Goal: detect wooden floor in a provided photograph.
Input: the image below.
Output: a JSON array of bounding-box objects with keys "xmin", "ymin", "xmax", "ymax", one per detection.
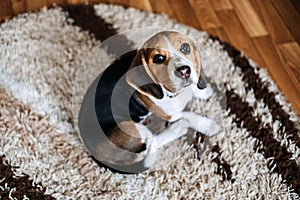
[{"xmin": 0, "ymin": 0, "xmax": 299, "ymax": 115}]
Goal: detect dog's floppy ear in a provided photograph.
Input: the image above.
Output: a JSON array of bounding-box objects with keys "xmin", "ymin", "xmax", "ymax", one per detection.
[
  {"xmin": 126, "ymin": 49, "xmax": 164, "ymax": 99},
  {"xmin": 192, "ymin": 41, "xmax": 207, "ymax": 90},
  {"xmin": 197, "ymin": 67, "xmax": 207, "ymax": 89}
]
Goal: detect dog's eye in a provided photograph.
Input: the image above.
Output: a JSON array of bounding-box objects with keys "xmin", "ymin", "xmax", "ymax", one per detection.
[
  {"xmin": 153, "ymin": 54, "xmax": 166, "ymax": 64},
  {"xmin": 180, "ymin": 43, "xmax": 190, "ymax": 55}
]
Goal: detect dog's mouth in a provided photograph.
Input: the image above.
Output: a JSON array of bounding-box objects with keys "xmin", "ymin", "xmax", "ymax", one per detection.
[{"xmin": 183, "ymin": 80, "xmax": 192, "ymax": 87}]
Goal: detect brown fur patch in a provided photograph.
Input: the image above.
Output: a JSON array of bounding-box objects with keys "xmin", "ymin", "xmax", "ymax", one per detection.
[
  {"xmin": 191, "ymin": 42, "xmax": 201, "ymax": 77},
  {"xmin": 126, "ymin": 50, "xmax": 164, "ymax": 99},
  {"xmin": 108, "ymin": 121, "xmax": 146, "ymax": 153}
]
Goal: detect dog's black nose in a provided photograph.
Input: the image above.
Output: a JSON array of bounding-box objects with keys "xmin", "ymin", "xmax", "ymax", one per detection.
[{"xmin": 175, "ymin": 65, "xmax": 191, "ymax": 79}]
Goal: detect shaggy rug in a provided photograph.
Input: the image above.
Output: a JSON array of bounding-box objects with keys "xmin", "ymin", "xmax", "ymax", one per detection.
[{"xmin": 0, "ymin": 4, "xmax": 299, "ymax": 199}]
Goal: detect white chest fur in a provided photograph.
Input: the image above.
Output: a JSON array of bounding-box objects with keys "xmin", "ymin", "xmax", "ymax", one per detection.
[{"xmin": 149, "ymin": 86, "xmax": 193, "ymax": 122}]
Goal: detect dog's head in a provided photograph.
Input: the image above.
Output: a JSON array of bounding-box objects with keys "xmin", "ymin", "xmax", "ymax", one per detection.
[{"xmin": 127, "ymin": 31, "xmax": 207, "ymax": 99}]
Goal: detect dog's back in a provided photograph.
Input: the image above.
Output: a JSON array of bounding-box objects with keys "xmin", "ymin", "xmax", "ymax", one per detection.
[{"xmin": 95, "ymin": 50, "xmax": 149, "ymax": 135}]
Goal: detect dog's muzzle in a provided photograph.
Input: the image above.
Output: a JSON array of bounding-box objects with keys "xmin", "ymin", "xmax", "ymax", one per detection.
[{"xmin": 175, "ymin": 65, "xmax": 191, "ymax": 79}]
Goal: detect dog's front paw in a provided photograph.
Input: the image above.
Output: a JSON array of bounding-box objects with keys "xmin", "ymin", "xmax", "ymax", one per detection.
[
  {"xmin": 193, "ymin": 84, "xmax": 213, "ymax": 100},
  {"xmin": 203, "ymin": 118, "xmax": 219, "ymax": 136},
  {"xmin": 182, "ymin": 112, "xmax": 220, "ymax": 136}
]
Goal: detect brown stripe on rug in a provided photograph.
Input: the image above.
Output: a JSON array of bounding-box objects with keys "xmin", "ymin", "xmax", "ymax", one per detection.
[
  {"xmin": 210, "ymin": 143, "xmax": 234, "ymax": 183},
  {"xmin": 63, "ymin": 4, "xmax": 135, "ymax": 55},
  {"xmin": 62, "ymin": 4, "xmax": 117, "ymax": 41},
  {"xmin": 226, "ymin": 89, "xmax": 300, "ymax": 194},
  {"xmin": 210, "ymin": 36, "xmax": 300, "ymax": 148},
  {"xmin": 0, "ymin": 155, "xmax": 55, "ymax": 199},
  {"xmin": 192, "ymin": 132, "xmax": 235, "ymax": 183}
]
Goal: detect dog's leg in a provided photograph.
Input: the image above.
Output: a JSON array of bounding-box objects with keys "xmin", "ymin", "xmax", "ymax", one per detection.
[
  {"xmin": 113, "ymin": 121, "xmax": 189, "ymax": 168},
  {"xmin": 116, "ymin": 121, "xmax": 158, "ymax": 168},
  {"xmin": 191, "ymin": 84, "xmax": 213, "ymax": 100},
  {"xmin": 112, "ymin": 120, "xmax": 189, "ymax": 168},
  {"xmin": 148, "ymin": 119, "xmax": 189, "ymax": 151},
  {"xmin": 182, "ymin": 111, "xmax": 219, "ymax": 136}
]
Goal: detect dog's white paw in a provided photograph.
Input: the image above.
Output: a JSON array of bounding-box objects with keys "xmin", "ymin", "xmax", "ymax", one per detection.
[
  {"xmin": 192, "ymin": 84, "xmax": 213, "ymax": 100},
  {"xmin": 143, "ymin": 152, "xmax": 158, "ymax": 168},
  {"xmin": 182, "ymin": 112, "xmax": 219, "ymax": 136},
  {"xmin": 148, "ymin": 119, "xmax": 189, "ymax": 152},
  {"xmin": 170, "ymin": 119, "xmax": 189, "ymax": 134},
  {"xmin": 202, "ymin": 118, "xmax": 220, "ymax": 136}
]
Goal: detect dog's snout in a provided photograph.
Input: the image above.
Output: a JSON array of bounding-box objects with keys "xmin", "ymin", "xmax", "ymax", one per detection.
[{"xmin": 175, "ymin": 65, "xmax": 191, "ymax": 79}]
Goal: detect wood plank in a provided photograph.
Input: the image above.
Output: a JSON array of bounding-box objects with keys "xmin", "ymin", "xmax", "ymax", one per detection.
[
  {"xmin": 209, "ymin": 0, "xmax": 233, "ymax": 11},
  {"xmin": 253, "ymin": 36, "xmax": 300, "ymax": 114},
  {"xmin": 290, "ymin": 0, "xmax": 300, "ymax": 15},
  {"xmin": 127, "ymin": 0, "xmax": 152, "ymax": 11},
  {"xmin": 149, "ymin": 0, "xmax": 176, "ymax": 19},
  {"xmin": 277, "ymin": 42, "xmax": 300, "ymax": 97},
  {"xmin": 270, "ymin": 0, "xmax": 300, "ymax": 44},
  {"xmin": 88, "ymin": 0, "xmax": 110, "ymax": 4},
  {"xmin": 189, "ymin": 0, "xmax": 221, "ymax": 30},
  {"xmin": 0, "ymin": 0, "xmax": 13, "ymax": 19},
  {"xmin": 230, "ymin": 0, "xmax": 268, "ymax": 37},
  {"xmin": 26, "ymin": 0, "xmax": 47, "ymax": 11},
  {"xmin": 215, "ymin": 9, "xmax": 265, "ymax": 68},
  {"xmin": 109, "ymin": 0, "xmax": 152, "ymax": 11},
  {"xmin": 169, "ymin": 0, "xmax": 202, "ymax": 30},
  {"xmin": 107, "ymin": 0, "xmax": 130, "ymax": 7},
  {"xmin": 12, "ymin": 0, "xmax": 27, "ymax": 15},
  {"xmin": 66, "ymin": 0, "xmax": 87, "ymax": 5},
  {"xmin": 250, "ymin": 0, "xmax": 294, "ymax": 44},
  {"xmin": 208, "ymin": 27, "xmax": 230, "ymax": 43},
  {"xmin": 47, "ymin": 0, "xmax": 66, "ymax": 6}
]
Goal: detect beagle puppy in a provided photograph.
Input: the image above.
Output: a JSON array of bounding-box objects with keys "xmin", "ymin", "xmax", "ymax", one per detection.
[{"xmin": 93, "ymin": 31, "xmax": 219, "ymax": 173}]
